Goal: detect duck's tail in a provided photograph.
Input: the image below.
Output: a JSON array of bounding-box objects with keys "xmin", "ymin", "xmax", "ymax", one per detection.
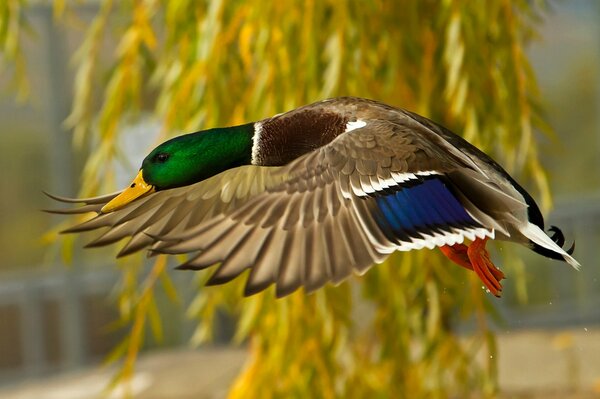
[{"xmin": 521, "ymin": 222, "xmax": 580, "ymax": 270}]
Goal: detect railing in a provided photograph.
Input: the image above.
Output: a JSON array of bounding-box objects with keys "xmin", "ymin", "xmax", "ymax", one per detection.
[{"xmin": 0, "ymin": 265, "xmax": 120, "ymax": 385}]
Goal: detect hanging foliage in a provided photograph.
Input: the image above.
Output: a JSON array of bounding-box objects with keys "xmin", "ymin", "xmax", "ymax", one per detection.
[
  {"xmin": 0, "ymin": 0, "xmax": 29, "ymax": 99},
  {"xmin": 2, "ymin": 1, "xmax": 552, "ymax": 397}
]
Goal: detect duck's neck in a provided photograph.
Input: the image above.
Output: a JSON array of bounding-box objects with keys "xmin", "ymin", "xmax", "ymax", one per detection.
[
  {"xmin": 186, "ymin": 123, "xmax": 256, "ymax": 172},
  {"xmin": 206, "ymin": 123, "xmax": 255, "ymax": 165}
]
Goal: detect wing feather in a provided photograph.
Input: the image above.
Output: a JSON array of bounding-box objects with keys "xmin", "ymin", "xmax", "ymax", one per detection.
[
  {"xmin": 54, "ymin": 165, "xmax": 287, "ymax": 247},
  {"xmin": 275, "ymin": 228, "xmax": 306, "ymax": 297},
  {"xmin": 243, "ymin": 229, "xmax": 285, "ymax": 295}
]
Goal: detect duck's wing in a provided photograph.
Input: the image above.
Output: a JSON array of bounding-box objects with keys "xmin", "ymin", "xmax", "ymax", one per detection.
[
  {"xmin": 153, "ymin": 119, "xmax": 500, "ymax": 297},
  {"xmin": 46, "ymin": 166, "xmax": 289, "ymax": 257}
]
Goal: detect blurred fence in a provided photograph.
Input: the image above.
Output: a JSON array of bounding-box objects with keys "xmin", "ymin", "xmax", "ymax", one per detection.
[{"xmin": 0, "ymin": 266, "xmax": 121, "ymax": 385}]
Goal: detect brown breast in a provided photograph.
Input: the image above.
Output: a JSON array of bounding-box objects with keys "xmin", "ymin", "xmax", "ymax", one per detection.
[{"xmin": 254, "ymin": 109, "xmax": 349, "ymax": 166}]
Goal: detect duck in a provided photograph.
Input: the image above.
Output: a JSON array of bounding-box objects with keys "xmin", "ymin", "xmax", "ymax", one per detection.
[{"xmin": 48, "ymin": 97, "xmax": 579, "ymax": 298}]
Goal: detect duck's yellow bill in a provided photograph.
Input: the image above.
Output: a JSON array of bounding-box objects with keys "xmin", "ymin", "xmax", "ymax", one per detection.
[{"xmin": 101, "ymin": 170, "xmax": 155, "ymax": 213}]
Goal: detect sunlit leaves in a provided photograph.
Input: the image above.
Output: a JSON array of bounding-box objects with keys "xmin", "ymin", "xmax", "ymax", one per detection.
[
  {"xmin": 437, "ymin": 2, "xmax": 551, "ymax": 212},
  {"xmin": 104, "ymin": 255, "xmax": 169, "ymax": 396},
  {"xmin": 0, "ymin": 0, "xmax": 29, "ymax": 100},
  {"xmin": 4, "ymin": 0, "xmax": 555, "ymax": 397}
]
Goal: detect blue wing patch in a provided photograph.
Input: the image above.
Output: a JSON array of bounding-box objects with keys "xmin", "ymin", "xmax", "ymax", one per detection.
[{"xmin": 373, "ymin": 177, "xmax": 481, "ymax": 243}]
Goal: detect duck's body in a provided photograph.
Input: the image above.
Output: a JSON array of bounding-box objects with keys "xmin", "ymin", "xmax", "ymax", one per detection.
[{"xmin": 49, "ymin": 97, "xmax": 579, "ymax": 297}]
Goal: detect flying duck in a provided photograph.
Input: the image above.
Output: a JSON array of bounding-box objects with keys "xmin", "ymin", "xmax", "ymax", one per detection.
[{"xmin": 48, "ymin": 97, "xmax": 579, "ymax": 298}]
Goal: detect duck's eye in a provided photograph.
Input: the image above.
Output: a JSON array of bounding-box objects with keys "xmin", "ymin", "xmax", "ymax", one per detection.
[{"xmin": 155, "ymin": 153, "xmax": 169, "ymax": 163}]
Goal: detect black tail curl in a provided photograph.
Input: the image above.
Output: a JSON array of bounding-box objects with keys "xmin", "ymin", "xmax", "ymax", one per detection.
[
  {"xmin": 548, "ymin": 225, "xmax": 575, "ymax": 255},
  {"xmin": 548, "ymin": 225, "xmax": 565, "ymax": 247},
  {"xmin": 531, "ymin": 226, "xmax": 575, "ymax": 261},
  {"xmin": 532, "ymin": 225, "xmax": 575, "ymax": 261}
]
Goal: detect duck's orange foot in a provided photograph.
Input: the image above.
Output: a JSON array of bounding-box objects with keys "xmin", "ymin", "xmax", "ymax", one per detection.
[
  {"xmin": 439, "ymin": 243, "xmax": 472, "ymax": 270},
  {"xmin": 440, "ymin": 237, "xmax": 505, "ymax": 297}
]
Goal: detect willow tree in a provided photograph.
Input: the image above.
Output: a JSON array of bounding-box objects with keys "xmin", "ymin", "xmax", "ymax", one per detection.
[{"xmin": 3, "ymin": 1, "xmax": 551, "ymax": 397}]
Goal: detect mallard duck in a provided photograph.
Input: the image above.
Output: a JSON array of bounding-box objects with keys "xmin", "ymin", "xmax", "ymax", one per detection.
[{"xmin": 48, "ymin": 97, "xmax": 579, "ymax": 297}]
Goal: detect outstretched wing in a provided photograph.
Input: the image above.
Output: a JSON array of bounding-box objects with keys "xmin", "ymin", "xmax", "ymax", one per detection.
[
  {"xmin": 151, "ymin": 120, "xmax": 494, "ymax": 297},
  {"xmin": 47, "ymin": 166, "xmax": 290, "ymax": 257}
]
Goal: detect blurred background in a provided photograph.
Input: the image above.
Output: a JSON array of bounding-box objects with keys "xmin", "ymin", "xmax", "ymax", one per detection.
[{"xmin": 0, "ymin": 1, "xmax": 599, "ymax": 398}]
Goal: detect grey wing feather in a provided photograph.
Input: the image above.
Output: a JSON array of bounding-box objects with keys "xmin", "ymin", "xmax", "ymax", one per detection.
[{"xmin": 48, "ymin": 166, "xmax": 288, "ymax": 253}]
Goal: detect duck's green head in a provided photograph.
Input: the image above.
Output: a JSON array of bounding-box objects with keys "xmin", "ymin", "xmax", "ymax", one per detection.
[{"xmin": 101, "ymin": 123, "xmax": 254, "ymax": 213}]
